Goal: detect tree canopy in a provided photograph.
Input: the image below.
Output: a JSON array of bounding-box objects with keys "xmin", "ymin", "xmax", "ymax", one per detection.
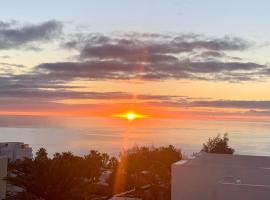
[
  {"xmin": 202, "ymin": 133, "xmax": 234, "ymax": 154},
  {"xmin": 6, "ymin": 145, "xmax": 182, "ymax": 200},
  {"xmin": 110, "ymin": 145, "xmax": 182, "ymax": 199},
  {"xmin": 6, "ymin": 148, "xmax": 116, "ymax": 200}
]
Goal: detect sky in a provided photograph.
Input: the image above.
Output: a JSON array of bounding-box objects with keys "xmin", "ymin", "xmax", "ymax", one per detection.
[{"xmin": 1, "ymin": 0, "xmax": 270, "ymax": 121}]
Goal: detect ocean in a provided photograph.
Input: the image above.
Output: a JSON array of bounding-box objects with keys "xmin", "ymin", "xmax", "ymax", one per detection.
[{"xmin": 0, "ymin": 116, "xmax": 270, "ymax": 157}]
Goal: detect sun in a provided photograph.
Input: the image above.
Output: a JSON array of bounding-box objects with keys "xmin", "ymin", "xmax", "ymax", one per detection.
[
  {"xmin": 126, "ymin": 113, "xmax": 136, "ymax": 120},
  {"xmin": 113, "ymin": 111, "xmax": 146, "ymax": 121}
]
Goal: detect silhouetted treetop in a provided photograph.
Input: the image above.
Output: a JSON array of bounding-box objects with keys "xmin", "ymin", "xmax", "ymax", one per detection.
[{"xmin": 202, "ymin": 133, "xmax": 234, "ymax": 154}]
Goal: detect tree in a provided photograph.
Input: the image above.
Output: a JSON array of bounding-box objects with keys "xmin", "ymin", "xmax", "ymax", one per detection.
[
  {"xmin": 202, "ymin": 133, "xmax": 234, "ymax": 154},
  {"xmin": 35, "ymin": 148, "xmax": 48, "ymax": 161},
  {"xmin": 83, "ymin": 150, "xmax": 106, "ymax": 184},
  {"xmin": 6, "ymin": 146, "xmax": 181, "ymax": 199},
  {"xmin": 6, "ymin": 148, "xmax": 112, "ymax": 200},
  {"xmin": 111, "ymin": 145, "xmax": 182, "ymax": 199}
]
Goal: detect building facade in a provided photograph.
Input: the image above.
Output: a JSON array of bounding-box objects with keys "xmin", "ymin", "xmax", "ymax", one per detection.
[
  {"xmin": 0, "ymin": 142, "xmax": 33, "ymax": 162},
  {"xmin": 0, "ymin": 156, "xmax": 7, "ymax": 200},
  {"xmin": 172, "ymin": 153, "xmax": 270, "ymax": 200}
]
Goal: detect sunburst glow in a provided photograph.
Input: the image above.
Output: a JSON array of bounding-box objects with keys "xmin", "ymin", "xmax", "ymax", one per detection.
[
  {"xmin": 126, "ymin": 113, "xmax": 136, "ymax": 120},
  {"xmin": 113, "ymin": 111, "xmax": 146, "ymax": 121}
]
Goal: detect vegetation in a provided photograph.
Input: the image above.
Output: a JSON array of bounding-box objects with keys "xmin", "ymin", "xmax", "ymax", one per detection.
[
  {"xmin": 109, "ymin": 145, "xmax": 182, "ymax": 199},
  {"xmin": 5, "ymin": 134, "xmax": 234, "ymax": 199},
  {"xmin": 202, "ymin": 133, "xmax": 234, "ymax": 154},
  {"xmin": 6, "ymin": 145, "xmax": 182, "ymax": 200},
  {"xmin": 6, "ymin": 148, "xmax": 116, "ymax": 200}
]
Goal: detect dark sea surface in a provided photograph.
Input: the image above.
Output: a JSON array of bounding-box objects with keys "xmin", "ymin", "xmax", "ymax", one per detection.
[{"xmin": 0, "ymin": 116, "xmax": 270, "ymax": 157}]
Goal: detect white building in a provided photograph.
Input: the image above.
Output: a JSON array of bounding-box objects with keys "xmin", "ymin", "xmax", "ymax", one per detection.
[
  {"xmin": 0, "ymin": 156, "xmax": 7, "ymax": 200},
  {"xmin": 172, "ymin": 153, "xmax": 270, "ymax": 200},
  {"xmin": 0, "ymin": 142, "xmax": 33, "ymax": 162}
]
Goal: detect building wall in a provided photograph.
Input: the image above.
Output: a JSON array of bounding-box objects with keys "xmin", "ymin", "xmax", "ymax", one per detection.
[
  {"xmin": 172, "ymin": 163, "xmax": 223, "ymax": 200},
  {"xmin": 0, "ymin": 156, "xmax": 7, "ymax": 200},
  {"xmin": 0, "ymin": 142, "xmax": 33, "ymax": 162},
  {"xmin": 217, "ymin": 183, "xmax": 270, "ymax": 200},
  {"xmin": 172, "ymin": 153, "xmax": 270, "ymax": 200}
]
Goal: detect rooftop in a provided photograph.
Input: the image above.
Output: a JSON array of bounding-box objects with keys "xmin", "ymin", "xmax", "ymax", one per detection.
[{"xmin": 172, "ymin": 153, "xmax": 270, "ymax": 200}]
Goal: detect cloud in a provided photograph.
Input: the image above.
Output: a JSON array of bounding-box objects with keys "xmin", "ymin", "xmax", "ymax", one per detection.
[
  {"xmin": 2, "ymin": 95, "xmax": 270, "ymax": 119},
  {"xmin": 188, "ymin": 100, "xmax": 270, "ymax": 109},
  {"xmin": 0, "ymin": 20, "xmax": 16, "ymax": 28},
  {"xmin": 1, "ymin": 32, "xmax": 264, "ymax": 83},
  {"xmin": 75, "ymin": 33, "xmax": 250, "ymax": 60},
  {"xmin": 44, "ymin": 32, "xmax": 268, "ymax": 82},
  {"xmin": 0, "ymin": 62, "xmax": 26, "ymax": 75},
  {"xmin": 1, "ymin": 74, "xmax": 270, "ymax": 118},
  {"xmin": 0, "ymin": 55, "xmax": 10, "ymax": 59},
  {"xmin": 0, "ymin": 20, "xmax": 62, "ymax": 50},
  {"xmin": 1, "ymin": 31, "xmax": 269, "ymax": 117},
  {"xmin": 34, "ymin": 60, "xmax": 266, "ymax": 81},
  {"xmin": 1, "ymin": 75, "xmax": 270, "ymax": 112},
  {"xmin": 0, "ymin": 82, "xmax": 183, "ymax": 101},
  {"xmin": 147, "ymin": 99, "xmax": 270, "ymax": 111},
  {"xmin": 0, "ymin": 62, "xmax": 25, "ymax": 68}
]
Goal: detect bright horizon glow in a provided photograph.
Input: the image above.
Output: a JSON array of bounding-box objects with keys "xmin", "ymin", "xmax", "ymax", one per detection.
[
  {"xmin": 113, "ymin": 111, "xmax": 147, "ymax": 121},
  {"xmin": 2, "ymin": 1, "xmax": 270, "ymax": 122}
]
